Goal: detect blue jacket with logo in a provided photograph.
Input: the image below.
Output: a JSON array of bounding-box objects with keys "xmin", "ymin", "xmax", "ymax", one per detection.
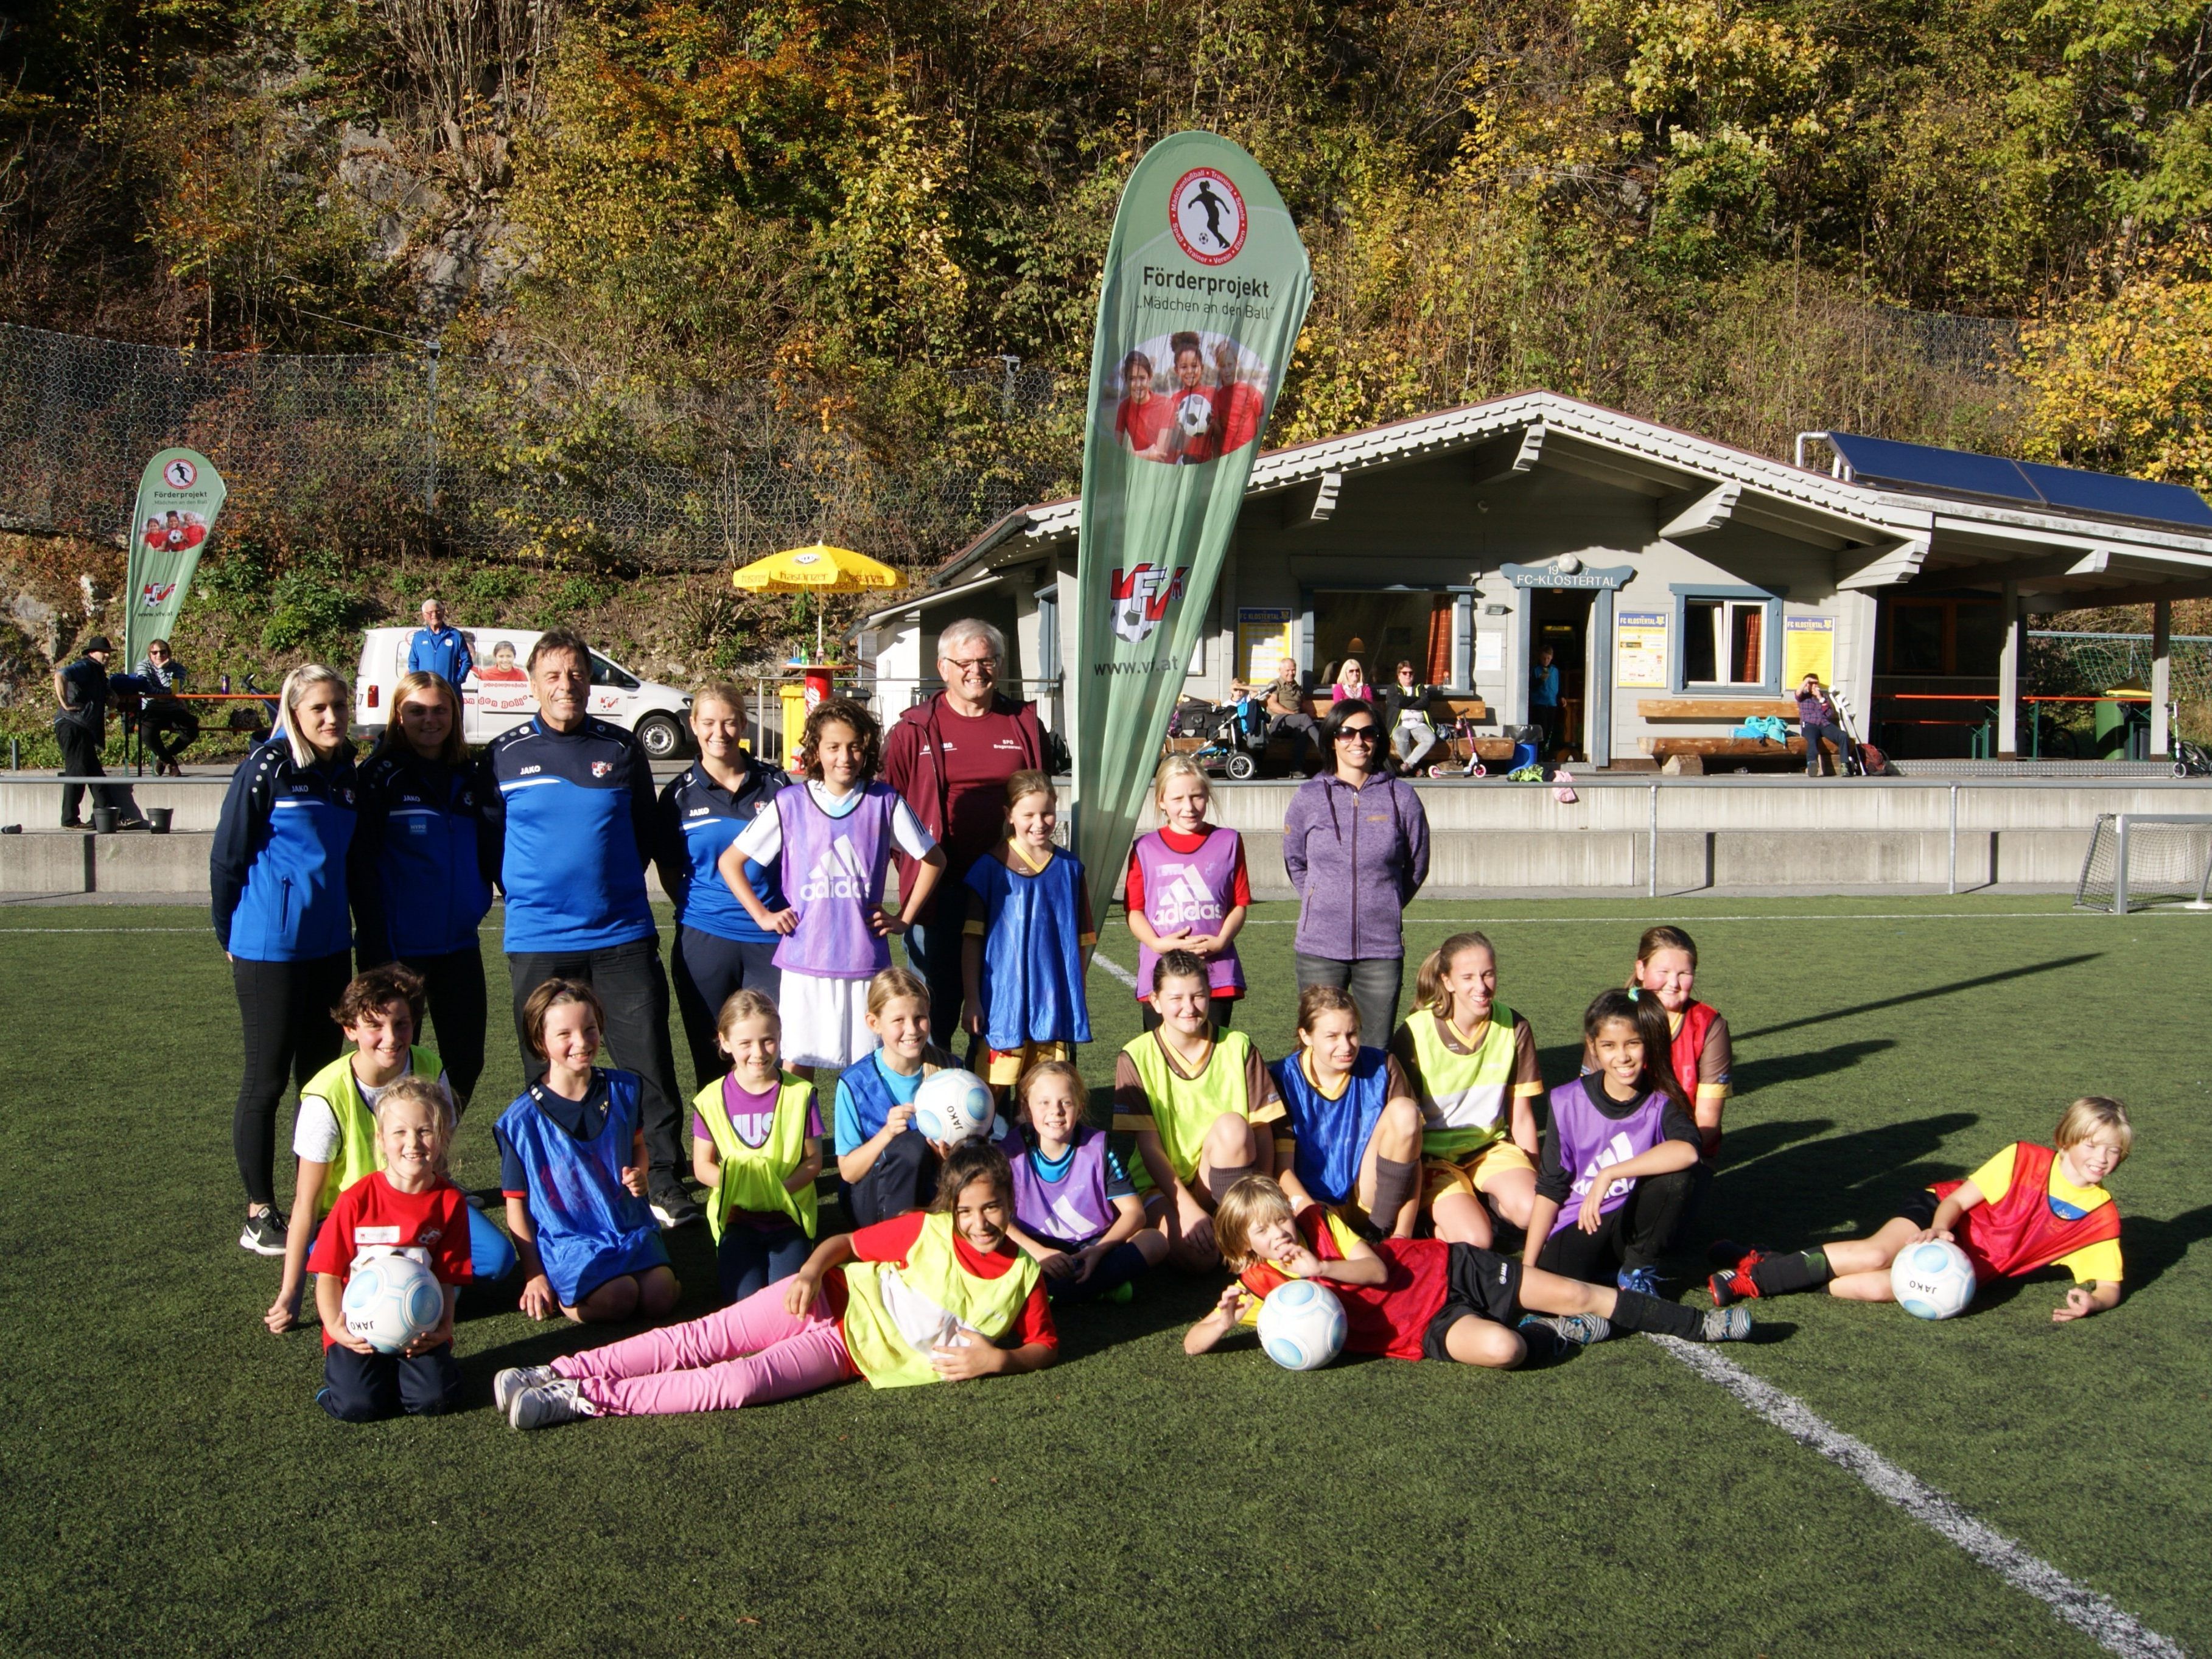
[
  {"xmin": 407, "ymin": 626, "xmax": 474, "ymax": 687},
  {"xmin": 350, "ymin": 747, "xmax": 497, "ymax": 962},
  {"xmin": 483, "ymin": 716, "xmax": 658, "ymax": 954},
  {"xmin": 211, "ymin": 740, "xmax": 359, "ymax": 961},
  {"xmin": 652, "ymin": 759, "xmax": 786, "ymax": 944}
]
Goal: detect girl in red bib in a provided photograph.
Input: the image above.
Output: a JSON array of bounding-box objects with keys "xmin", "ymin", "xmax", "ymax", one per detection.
[
  {"xmin": 495, "ymin": 1141, "xmax": 1054, "ymax": 1428},
  {"xmin": 1710, "ymin": 1097, "xmax": 2132, "ymax": 1320},
  {"xmin": 1628, "ymin": 926, "xmax": 1731, "ymax": 1158}
]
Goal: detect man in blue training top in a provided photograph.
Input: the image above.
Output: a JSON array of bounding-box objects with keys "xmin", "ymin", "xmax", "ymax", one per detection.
[
  {"xmin": 406, "ymin": 599, "xmax": 473, "ymax": 693},
  {"xmin": 1529, "ymin": 643, "xmax": 1561, "ymax": 760},
  {"xmin": 482, "ymin": 630, "xmax": 698, "ymax": 1229}
]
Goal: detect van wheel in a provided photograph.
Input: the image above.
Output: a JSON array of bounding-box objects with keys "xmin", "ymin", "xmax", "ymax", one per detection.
[{"xmin": 635, "ymin": 714, "xmax": 685, "ymax": 760}]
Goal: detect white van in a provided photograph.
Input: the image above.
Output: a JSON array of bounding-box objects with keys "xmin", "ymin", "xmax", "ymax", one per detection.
[{"xmin": 354, "ymin": 626, "xmax": 695, "ymax": 758}]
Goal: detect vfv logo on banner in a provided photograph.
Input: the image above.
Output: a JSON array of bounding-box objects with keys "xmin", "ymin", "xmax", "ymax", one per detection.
[
  {"xmin": 138, "ymin": 581, "xmax": 177, "ymax": 610},
  {"xmin": 1110, "ymin": 563, "xmax": 1189, "ymax": 644}
]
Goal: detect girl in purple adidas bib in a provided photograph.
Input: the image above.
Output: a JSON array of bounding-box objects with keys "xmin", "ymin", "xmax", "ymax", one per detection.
[
  {"xmin": 1524, "ymin": 990, "xmax": 1701, "ymax": 1293},
  {"xmin": 727, "ymin": 699, "xmax": 945, "ymax": 1075},
  {"xmin": 1123, "ymin": 756, "xmax": 1249, "ymax": 1031},
  {"xmin": 1003, "ymin": 1061, "xmax": 1164, "ymax": 1302}
]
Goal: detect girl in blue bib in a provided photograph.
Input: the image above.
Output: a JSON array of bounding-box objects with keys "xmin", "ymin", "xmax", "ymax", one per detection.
[{"xmin": 496, "ymin": 979, "xmax": 680, "ymax": 1324}]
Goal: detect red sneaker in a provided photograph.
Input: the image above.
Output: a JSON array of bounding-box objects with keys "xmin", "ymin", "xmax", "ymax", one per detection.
[{"xmin": 1707, "ymin": 1249, "xmax": 1767, "ymax": 1306}]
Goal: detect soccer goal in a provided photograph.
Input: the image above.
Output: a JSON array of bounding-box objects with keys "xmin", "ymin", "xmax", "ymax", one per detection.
[{"xmin": 2074, "ymin": 813, "xmax": 2212, "ymax": 913}]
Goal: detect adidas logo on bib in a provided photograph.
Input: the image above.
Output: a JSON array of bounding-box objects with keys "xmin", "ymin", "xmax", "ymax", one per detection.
[{"xmin": 796, "ymin": 834, "xmax": 872, "ymax": 904}]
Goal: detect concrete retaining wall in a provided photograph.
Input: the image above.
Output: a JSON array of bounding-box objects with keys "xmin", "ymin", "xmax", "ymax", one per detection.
[{"xmin": 6, "ymin": 772, "xmax": 2208, "ymax": 896}]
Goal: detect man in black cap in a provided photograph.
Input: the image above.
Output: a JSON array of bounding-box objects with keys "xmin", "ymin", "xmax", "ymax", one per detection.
[{"xmin": 52, "ymin": 636, "xmax": 145, "ymax": 830}]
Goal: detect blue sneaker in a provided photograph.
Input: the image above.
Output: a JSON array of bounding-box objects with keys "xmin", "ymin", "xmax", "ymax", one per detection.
[{"xmin": 1616, "ymin": 1265, "xmax": 1662, "ymax": 1296}]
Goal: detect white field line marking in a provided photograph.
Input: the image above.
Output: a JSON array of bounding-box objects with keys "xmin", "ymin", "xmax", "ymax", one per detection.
[
  {"xmin": 1650, "ymin": 1336, "xmax": 2188, "ymax": 1659},
  {"xmin": 0, "ymin": 926, "xmax": 211, "ymax": 933},
  {"xmin": 1090, "ymin": 950, "xmax": 1139, "ymax": 988}
]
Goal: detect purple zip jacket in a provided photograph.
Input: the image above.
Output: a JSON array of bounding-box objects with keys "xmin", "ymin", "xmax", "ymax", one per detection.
[{"xmin": 1283, "ymin": 770, "xmax": 1430, "ymax": 961}]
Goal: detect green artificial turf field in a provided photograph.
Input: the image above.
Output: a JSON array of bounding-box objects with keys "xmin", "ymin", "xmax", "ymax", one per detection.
[{"xmin": 2, "ymin": 895, "xmax": 2208, "ymax": 1657}]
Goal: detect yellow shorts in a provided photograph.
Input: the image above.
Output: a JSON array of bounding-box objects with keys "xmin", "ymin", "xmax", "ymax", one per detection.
[
  {"xmin": 984, "ymin": 1039, "xmax": 1071, "ymax": 1088},
  {"xmin": 1423, "ymin": 1140, "xmax": 1536, "ymax": 1204}
]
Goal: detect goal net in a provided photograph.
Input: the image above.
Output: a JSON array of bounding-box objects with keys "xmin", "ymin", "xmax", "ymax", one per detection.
[{"xmin": 2075, "ymin": 814, "xmax": 2212, "ymax": 912}]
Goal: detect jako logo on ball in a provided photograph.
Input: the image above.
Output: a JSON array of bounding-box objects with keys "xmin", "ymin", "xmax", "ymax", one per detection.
[
  {"xmin": 912, "ymin": 1069, "xmax": 995, "ymax": 1145},
  {"xmin": 1890, "ymin": 1239, "xmax": 1977, "ymax": 1321},
  {"xmin": 1109, "ymin": 562, "xmax": 1189, "ymax": 645}
]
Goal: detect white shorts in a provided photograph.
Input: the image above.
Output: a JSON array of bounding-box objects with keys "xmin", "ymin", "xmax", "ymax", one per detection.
[{"xmin": 777, "ymin": 970, "xmax": 875, "ymax": 1070}]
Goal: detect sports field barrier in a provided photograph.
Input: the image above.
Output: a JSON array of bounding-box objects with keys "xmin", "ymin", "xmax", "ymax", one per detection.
[{"xmin": 7, "ymin": 772, "xmax": 2212, "ymax": 898}]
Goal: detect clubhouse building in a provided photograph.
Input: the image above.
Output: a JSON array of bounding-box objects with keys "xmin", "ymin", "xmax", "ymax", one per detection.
[{"xmin": 856, "ymin": 391, "xmax": 2212, "ymax": 766}]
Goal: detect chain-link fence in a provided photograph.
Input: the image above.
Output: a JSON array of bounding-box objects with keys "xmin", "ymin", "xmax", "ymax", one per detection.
[{"xmin": 0, "ymin": 322, "xmax": 1079, "ymax": 568}]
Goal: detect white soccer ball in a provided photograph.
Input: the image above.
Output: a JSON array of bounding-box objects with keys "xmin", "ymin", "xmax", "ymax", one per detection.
[
  {"xmin": 1175, "ymin": 393, "xmax": 1212, "ymax": 437},
  {"xmin": 1255, "ymin": 1279, "xmax": 1348, "ymax": 1371},
  {"xmin": 912, "ymin": 1068, "xmax": 996, "ymax": 1146},
  {"xmin": 341, "ymin": 1255, "xmax": 446, "ymax": 1353},
  {"xmin": 1890, "ymin": 1239, "xmax": 1977, "ymax": 1321}
]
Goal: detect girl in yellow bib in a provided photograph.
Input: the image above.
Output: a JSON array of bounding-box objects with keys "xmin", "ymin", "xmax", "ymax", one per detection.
[
  {"xmin": 692, "ymin": 989, "xmax": 822, "ymax": 1306},
  {"xmin": 1388, "ymin": 932, "xmax": 1545, "ymax": 1249},
  {"xmin": 496, "ymin": 1141, "xmax": 1055, "ymax": 1428}
]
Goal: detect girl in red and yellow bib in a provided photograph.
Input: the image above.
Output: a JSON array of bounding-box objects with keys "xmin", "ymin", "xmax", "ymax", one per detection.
[
  {"xmin": 1710, "ymin": 1097, "xmax": 2131, "ymax": 1321},
  {"xmin": 496, "ymin": 1141, "xmax": 1054, "ymax": 1428}
]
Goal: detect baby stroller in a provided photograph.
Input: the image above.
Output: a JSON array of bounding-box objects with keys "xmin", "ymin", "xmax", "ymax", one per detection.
[{"xmin": 1185, "ymin": 694, "xmax": 1313, "ymax": 780}]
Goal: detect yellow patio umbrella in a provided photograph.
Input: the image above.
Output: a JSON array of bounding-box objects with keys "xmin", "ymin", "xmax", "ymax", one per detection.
[{"xmin": 731, "ymin": 543, "xmax": 903, "ymax": 657}]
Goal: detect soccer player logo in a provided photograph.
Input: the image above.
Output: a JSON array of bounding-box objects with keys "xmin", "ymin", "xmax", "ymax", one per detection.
[
  {"xmin": 164, "ymin": 457, "xmax": 197, "ymax": 489},
  {"xmin": 1170, "ymin": 169, "xmax": 1247, "ymax": 265}
]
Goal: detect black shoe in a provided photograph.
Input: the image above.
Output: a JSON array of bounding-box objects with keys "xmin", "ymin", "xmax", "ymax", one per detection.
[
  {"xmin": 115, "ymin": 817, "xmax": 152, "ymax": 832},
  {"xmin": 60, "ymin": 820, "xmax": 87, "ymax": 831},
  {"xmin": 239, "ymin": 1205, "xmax": 289, "ymax": 1256},
  {"xmin": 649, "ymin": 1187, "xmax": 702, "ymax": 1231}
]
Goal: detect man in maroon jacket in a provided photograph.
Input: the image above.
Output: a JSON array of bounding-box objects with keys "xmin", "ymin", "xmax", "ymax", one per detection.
[{"xmin": 880, "ymin": 617, "xmax": 1048, "ymax": 1035}]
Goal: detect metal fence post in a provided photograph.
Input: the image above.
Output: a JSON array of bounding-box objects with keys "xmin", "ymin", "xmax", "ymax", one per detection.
[
  {"xmin": 423, "ymin": 340, "xmax": 441, "ymax": 517},
  {"xmin": 1648, "ymin": 781, "xmax": 1659, "ymax": 899},
  {"xmin": 1948, "ymin": 783, "xmax": 1959, "ymax": 895}
]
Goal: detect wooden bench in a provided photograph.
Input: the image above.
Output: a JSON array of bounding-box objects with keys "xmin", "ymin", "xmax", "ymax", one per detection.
[
  {"xmin": 1637, "ymin": 697, "xmax": 1798, "ymax": 720},
  {"xmin": 1643, "ymin": 734, "xmax": 1847, "ymax": 770}
]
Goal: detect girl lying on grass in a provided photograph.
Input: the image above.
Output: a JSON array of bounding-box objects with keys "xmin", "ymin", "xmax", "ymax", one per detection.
[
  {"xmin": 1709, "ymin": 1097, "xmax": 2131, "ymax": 1321},
  {"xmin": 495, "ymin": 1141, "xmax": 1053, "ymax": 1428},
  {"xmin": 1183, "ymin": 1175, "xmax": 1750, "ymax": 1371}
]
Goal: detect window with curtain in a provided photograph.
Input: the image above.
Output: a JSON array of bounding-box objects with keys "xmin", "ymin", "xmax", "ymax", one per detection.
[{"xmin": 1684, "ymin": 599, "xmax": 1767, "ymax": 686}]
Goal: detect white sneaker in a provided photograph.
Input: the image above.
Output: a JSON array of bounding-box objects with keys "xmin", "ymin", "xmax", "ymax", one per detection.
[
  {"xmin": 493, "ymin": 1364, "xmax": 560, "ymax": 1416},
  {"xmin": 509, "ymin": 1378, "xmax": 593, "ymax": 1430}
]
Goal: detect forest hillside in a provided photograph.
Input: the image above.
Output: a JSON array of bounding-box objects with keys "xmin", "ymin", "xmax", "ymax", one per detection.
[{"xmin": 6, "ymin": 0, "xmax": 2212, "ymax": 704}]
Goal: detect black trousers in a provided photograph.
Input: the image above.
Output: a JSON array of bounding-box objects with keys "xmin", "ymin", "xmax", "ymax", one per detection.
[
  {"xmin": 320, "ymin": 1341, "xmax": 463, "ymax": 1422},
  {"xmin": 905, "ymin": 912, "xmax": 968, "ymax": 1043},
  {"xmin": 506, "ymin": 937, "xmax": 685, "ymax": 1191},
  {"xmin": 671, "ymin": 925, "xmax": 782, "ymax": 1092},
  {"xmin": 844, "ymin": 1131, "xmax": 938, "ymax": 1228},
  {"xmin": 397, "ymin": 946, "xmax": 489, "ymax": 1110},
  {"xmin": 142, "ymin": 700, "xmax": 200, "ymax": 764},
  {"xmin": 55, "ymin": 722, "xmax": 134, "ymax": 824},
  {"xmin": 1535, "ymin": 1165, "xmax": 1696, "ymax": 1282},
  {"xmin": 231, "ymin": 951, "xmax": 352, "ymax": 1207}
]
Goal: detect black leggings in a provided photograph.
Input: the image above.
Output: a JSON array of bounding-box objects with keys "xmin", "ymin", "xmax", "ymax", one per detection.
[
  {"xmin": 397, "ymin": 947, "xmax": 488, "ymax": 1111},
  {"xmin": 1535, "ymin": 1165, "xmax": 1696, "ymax": 1283},
  {"xmin": 231, "ymin": 951, "xmax": 351, "ymax": 1207},
  {"xmin": 671, "ymin": 925, "xmax": 782, "ymax": 1092}
]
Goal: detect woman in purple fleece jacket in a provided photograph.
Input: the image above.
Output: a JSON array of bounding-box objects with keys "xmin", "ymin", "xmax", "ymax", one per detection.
[{"xmin": 1283, "ymin": 698, "xmax": 1431, "ymax": 1049}]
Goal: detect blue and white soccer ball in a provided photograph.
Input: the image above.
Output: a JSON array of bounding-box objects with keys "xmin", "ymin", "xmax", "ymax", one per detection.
[
  {"xmin": 1890, "ymin": 1239, "xmax": 1977, "ymax": 1321},
  {"xmin": 912, "ymin": 1068, "xmax": 996, "ymax": 1146},
  {"xmin": 341, "ymin": 1255, "xmax": 446, "ymax": 1353},
  {"xmin": 1256, "ymin": 1279, "xmax": 1348, "ymax": 1371}
]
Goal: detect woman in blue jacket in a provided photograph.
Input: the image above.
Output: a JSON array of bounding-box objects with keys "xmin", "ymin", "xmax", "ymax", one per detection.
[
  {"xmin": 349, "ymin": 671, "xmax": 496, "ymax": 1109},
  {"xmin": 651, "ymin": 682, "xmax": 787, "ymax": 1089},
  {"xmin": 211, "ymin": 664, "xmax": 359, "ymax": 1258}
]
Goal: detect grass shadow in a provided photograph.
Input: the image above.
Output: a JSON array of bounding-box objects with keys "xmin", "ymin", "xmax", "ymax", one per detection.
[
  {"xmin": 1732, "ymin": 1039, "xmax": 1895, "ymax": 1092},
  {"xmin": 1703, "ymin": 1110, "xmax": 1981, "ymax": 1248},
  {"xmin": 1731, "ymin": 952, "xmax": 2103, "ymax": 1043},
  {"xmin": 2114, "ymin": 1203, "xmax": 2212, "ymax": 1296}
]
